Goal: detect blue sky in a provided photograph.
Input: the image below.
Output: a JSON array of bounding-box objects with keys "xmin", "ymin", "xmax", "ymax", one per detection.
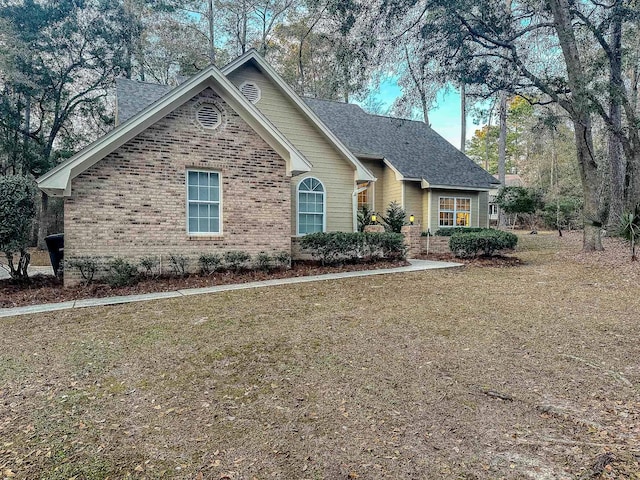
[{"xmin": 370, "ymin": 77, "xmax": 482, "ymax": 149}]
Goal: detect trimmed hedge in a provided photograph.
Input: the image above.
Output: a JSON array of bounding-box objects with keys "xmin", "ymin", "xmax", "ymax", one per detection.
[
  {"xmin": 433, "ymin": 227, "xmax": 490, "ymax": 237},
  {"xmin": 300, "ymin": 232, "xmax": 407, "ymax": 265},
  {"xmin": 449, "ymin": 230, "xmax": 518, "ymax": 258}
]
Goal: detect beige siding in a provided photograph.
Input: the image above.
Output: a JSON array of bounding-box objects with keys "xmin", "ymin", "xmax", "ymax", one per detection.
[
  {"xmin": 227, "ymin": 64, "xmax": 356, "ymax": 234},
  {"xmin": 382, "ymin": 166, "xmax": 403, "ymax": 211},
  {"xmin": 422, "ymin": 190, "xmax": 430, "ymax": 231},
  {"xmin": 478, "ymin": 191, "xmax": 489, "ymax": 227},
  {"xmin": 428, "ymin": 189, "xmax": 481, "ymax": 232},
  {"xmin": 358, "ymin": 158, "xmax": 385, "ymax": 213},
  {"xmin": 404, "ymin": 181, "xmax": 423, "ymax": 228}
]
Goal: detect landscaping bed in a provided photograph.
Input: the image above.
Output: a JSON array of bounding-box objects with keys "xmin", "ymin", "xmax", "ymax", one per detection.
[{"xmin": 0, "ymin": 259, "xmax": 409, "ymax": 308}]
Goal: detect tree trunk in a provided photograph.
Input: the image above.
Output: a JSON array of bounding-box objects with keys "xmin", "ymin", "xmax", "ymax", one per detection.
[
  {"xmin": 549, "ymin": 0, "xmax": 604, "ymax": 251},
  {"xmin": 498, "ymin": 91, "xmax": 508, "ymax": 227},
  {"xmin": 608, "ymin": 9, "xmax": 625, "ymax": 230},
  {"xmin": 460, "ymin": 82, "xmax": 466, "ymax": 152},
  {"xmin": 207, "ymin": 0, "xmax": 216, "ymax": 64},
  {"xmin": 36, "ymin": 191, "xmax": 49, "ymax": 250}
]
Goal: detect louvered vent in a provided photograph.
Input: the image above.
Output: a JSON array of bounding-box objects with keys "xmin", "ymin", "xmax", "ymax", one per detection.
[
  {"xmin": 240, "ymin": 82, "xmax": 261, "ymax": 104},
  {"xmin": 196, "ymin": 104, "xmax": 221, "ymax": 129}
]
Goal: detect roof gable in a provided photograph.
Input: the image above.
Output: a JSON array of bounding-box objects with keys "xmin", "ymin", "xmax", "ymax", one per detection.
[
  {"xmin": 304, "ymin": 98, "xmax": 500, "ymax": 190},
  {"xmin": 221, "ymin": 50, "xmax": 374, "ymax": 182},
  {"xmin": 38, "ymin": 66, "xmax": 312, "ymax": 196}
]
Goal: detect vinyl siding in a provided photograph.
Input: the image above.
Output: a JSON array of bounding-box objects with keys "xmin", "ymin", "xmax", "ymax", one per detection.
[
  {"xmin": 227, "ymin": 64, "xmax": 356, "ymax": 234},
  {"xmin": 358, "ymin": 158, "xmax": 385, "ymax": 213},
  {"xmin": 422, "ymin": 190, "xmax": 430, "ymax": 231},
  {"xmin": 404, "ymin": 181, "xmax": 423, "ymax": 228},
  {"xmin": 382, "ymin": 165, "xmax": 403, "ymax": 210},
  {"xmin": 428, "ymin": 189, "xmax": 481, "ymax": 232},
  {"xmin": 478, "ymin": 191, "xmax": 489, "ymax": 227}
]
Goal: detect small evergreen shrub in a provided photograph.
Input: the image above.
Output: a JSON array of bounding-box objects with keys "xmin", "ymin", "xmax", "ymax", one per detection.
[
  {"xmin": 449, "ymin": 230, "xmax": 518, "ymax": 258},
  {"xmin": 224, "ymin": 251, "xmax": 251, "ymax": 272},
  {"xmin": 381, "ymin": 201, "xmax": 406, "ymax": 233},
  {"xmin": 139, "ymin": 256, "xmax": 159, "ymax": 277},
  {"xmin": 199, "ymin": 253, "xmax": 223, "ymax": 274},
  {"xmin": 105, "ymin": 258, "xmax": 139, "ymax": 287},
  {"xmin": 169, "ymin": 254, "xmax": 189, "ymax": 276},
  {"xmin": 434, "ymin": 227, "xmax": 489, "ymax": 237},
  {"xmin": 67, "ymin": 257, "xmax": 99, "ymax": 283},
  {"xmin": 256, "ymin": 252, "xmax": 273, "ymax": 271},
  {"xmin": 274, "ymin": 251, "xmax": 291, "ymax": 269}
]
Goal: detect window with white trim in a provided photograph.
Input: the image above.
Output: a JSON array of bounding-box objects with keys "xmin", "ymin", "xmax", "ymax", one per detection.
[
  {"xmin": 357, "ymin": 188, "xmax": 369, "ymax": 209},
  {"xmin": 297, "ymin": 177, "xmax": 325, "ymax": 235},
  {"xmin": 439, "ymin": 196, "xmax": 471, "ymax": 227},
  {"xmin": 187, "ymin": 170, "xmax": 221, "ymax": 234}
]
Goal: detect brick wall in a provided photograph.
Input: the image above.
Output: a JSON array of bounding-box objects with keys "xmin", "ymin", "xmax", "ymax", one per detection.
[
  {"xmin": 420, "ymin": 236, "xmax": 450, "ymax": 254},
  {"xmin": 64, "ymin": 88, "xmax": 291, "ymax": 285}
]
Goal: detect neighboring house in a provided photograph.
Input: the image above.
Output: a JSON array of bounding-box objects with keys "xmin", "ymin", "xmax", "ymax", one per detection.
[
  {"xmin": 489, "ymin": 174, "xmax": 525, "ymax": 224},
  {"xmin": 37, "ymin": 49, "xmax": 498, "ymax": 284}
]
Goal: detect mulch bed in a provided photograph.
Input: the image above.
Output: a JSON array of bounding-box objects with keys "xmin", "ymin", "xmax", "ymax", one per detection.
[
  {"xmin": 419, "ymin": 251, "xmax": 525, "ymax": 267},
  {"xmin": 0, "ymin": 259, "xmax": 408, "ymax": 309}
]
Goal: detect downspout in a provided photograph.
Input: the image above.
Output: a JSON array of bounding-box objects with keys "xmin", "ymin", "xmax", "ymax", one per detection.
[{"xmin": 352, "ymin": 183, "xmax": 369, "ymax": 232}]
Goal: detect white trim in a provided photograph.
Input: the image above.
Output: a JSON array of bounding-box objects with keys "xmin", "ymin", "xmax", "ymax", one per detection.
[
  {"xmin": 438, "ymin": 196, "xmax": 472, "ymax": 228},
  {"xmin": 296, "ymin": 176, "xmax": 327, "ymax": 236},
  {"xmin": 186, "ymin": 169, "xmax": 223, "ymax": 236},
  {"xmin": 427, "ymin": 184, "xmax": 493, "ymax": 192},
  {"xmin": 352, "ymin": 183, "xmax": 369, "ymax": 232},
  {"xmin": 428, "ymin": 190, "xmax": 433, "ymax": 232},
  {"xmin": 222, "ymin": 49, "xmax": 375, "ymax": 182},
  {"xmin": 37, "ymin": 64, "xmax": 312, "ymax": 197},
  {"xmin": 401, "ymin": 181, "xmax": 405, "ymax": 209}
]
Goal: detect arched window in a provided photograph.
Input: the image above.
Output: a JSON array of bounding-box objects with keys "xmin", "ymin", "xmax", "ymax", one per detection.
[{"xmin": 297, "ymin": 177, "xmax": 325, "ymax": 235}]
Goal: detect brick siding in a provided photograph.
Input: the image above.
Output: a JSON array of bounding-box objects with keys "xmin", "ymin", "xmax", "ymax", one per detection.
[{"xmin": 64, "ymin": 88, "xmax": 291, "ymax": 285}]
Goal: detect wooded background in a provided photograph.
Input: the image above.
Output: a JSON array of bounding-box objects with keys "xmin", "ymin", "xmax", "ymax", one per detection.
[{"xmin": 1, "ymin": 0, "xmax": 637, "ymax": 250}]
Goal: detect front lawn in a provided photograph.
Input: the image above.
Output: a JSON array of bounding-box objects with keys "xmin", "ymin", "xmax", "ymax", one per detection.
[{"xmin": 1, "ymin": 232, "xmax": 639, "ymax": 479}]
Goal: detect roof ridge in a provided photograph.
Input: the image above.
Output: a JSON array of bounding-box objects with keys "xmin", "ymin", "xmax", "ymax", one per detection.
[{"xmin": 116, "ymin": 77, "xmax": 173, "ymax": 88}]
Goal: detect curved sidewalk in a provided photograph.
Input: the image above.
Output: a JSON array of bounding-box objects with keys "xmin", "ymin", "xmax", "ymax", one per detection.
[{"xmin": 0, "ymin": 259, "xmax": 461, "ymax": 318}]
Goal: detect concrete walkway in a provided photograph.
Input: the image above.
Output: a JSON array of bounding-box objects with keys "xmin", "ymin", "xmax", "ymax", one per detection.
[{"xmin": 0, "ymin": 259, "xmax": 461, "ymax": 318}]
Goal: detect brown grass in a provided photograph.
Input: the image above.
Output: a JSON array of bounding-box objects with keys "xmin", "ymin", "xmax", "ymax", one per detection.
[{"xmin": 1, "ymin": 232, "xmax": 639, "ymax": 479}]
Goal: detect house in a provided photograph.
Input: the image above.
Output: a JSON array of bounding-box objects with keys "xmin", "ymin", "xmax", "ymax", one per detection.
[
  {"xmin": 37, "ymin": 50, "xmax": 498, "ymax": 284},
  {"xmin": 489, "ymin": 173, "xmax": 525, "ymax": 224}
]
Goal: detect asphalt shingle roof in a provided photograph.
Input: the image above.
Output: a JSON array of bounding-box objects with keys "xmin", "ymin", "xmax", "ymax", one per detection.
[
  {"xmin": 304, "ymin": 98, "xmax": 499, "ymax": 189},
  {"xmin": 116, "ymin": 78, "xmax": 172, "ymax": 124},
  {"xmin": 115, "ymin": 77, "xmax": 498, "ymax": 189}
]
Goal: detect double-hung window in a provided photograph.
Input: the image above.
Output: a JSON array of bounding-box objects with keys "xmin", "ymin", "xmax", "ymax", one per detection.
[
  {"xmin": 187, "ymin": 170, "xmax": 221, "ymax": 234},
  {"xmin": 439, "ymin": 196, "xmax": 471, "ymax": 227},
  {"xmin": 297, "ymin": 177, "xmax": 325, "ymax": 235}
]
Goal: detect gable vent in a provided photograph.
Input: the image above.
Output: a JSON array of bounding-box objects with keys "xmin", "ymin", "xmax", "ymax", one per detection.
[
  {"xmin": 196, "ymin": 103, "xmax": 222, "ymax": 129},
  {"xmin": 240, "ymin": 82, "xmax": 261, "ymax": 104}
]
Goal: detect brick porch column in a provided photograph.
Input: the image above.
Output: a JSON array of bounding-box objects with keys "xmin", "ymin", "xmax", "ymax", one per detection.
[{"xmin": 401, "ymin": 225, "xmax": 422, "ymax": 258}]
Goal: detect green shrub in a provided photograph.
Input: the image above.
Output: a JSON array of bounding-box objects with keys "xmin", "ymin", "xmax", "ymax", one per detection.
[
  {"xmin": 0, "ymin": 175, "xmax": 38, "ymax": 280},
  {"xmin": 139, "ymin": 256, "xmax": 159, "ymax": 277},
  {"xmin": 67, "ymin": 257, "xmax": 99, "ymax": 283},
  {"xmin": 300, "ymin": 232, "xmax": 406, "ymax": 265},
  {"xmin": 199, "ymin": 253, "xmax": 222, "ymax": 274},
  {"xmin": 449, "ymin": 230, "xmax": 518, "ymax": 258},
  {"xmin": 380, "ymin": 201, "xmax": 406, "ymax": 233},
  {"xmin": 618, "ymin": 203, "xmax": 640, "ymax": 261},
  {"xmin": 105, "ymin": 258, "xmax": 139, "ymax": 287},
  {"xmin": 434, "ymin": 227, "xmax": 489, "ymax": 237},
  {"xmin": 169, "ymin": 254, "xmax": 189, "ymax": 276},
  {"xmin": 357, "ymin": 205, "xmax": 376, "ymax": 232},
  {"xmin": 224, "ymin": 251, "xmax": 251, "ymax": 272},
  {"xmin": 255, "ymin": 252, "xmax": 273, "ymax": 271},
  {"xmin": 274, "ymin": 251, "xmax": 291, "ymax": 269}
]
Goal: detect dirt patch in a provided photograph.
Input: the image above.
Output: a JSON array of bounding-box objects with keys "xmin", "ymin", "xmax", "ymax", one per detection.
[
  {"xmin": 0, "ymin": 260, "xmax": 408, "ymax": 308},
  {"xmin": 1, "ymin": 233, "xmax": 640, "ymax": 479}
]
